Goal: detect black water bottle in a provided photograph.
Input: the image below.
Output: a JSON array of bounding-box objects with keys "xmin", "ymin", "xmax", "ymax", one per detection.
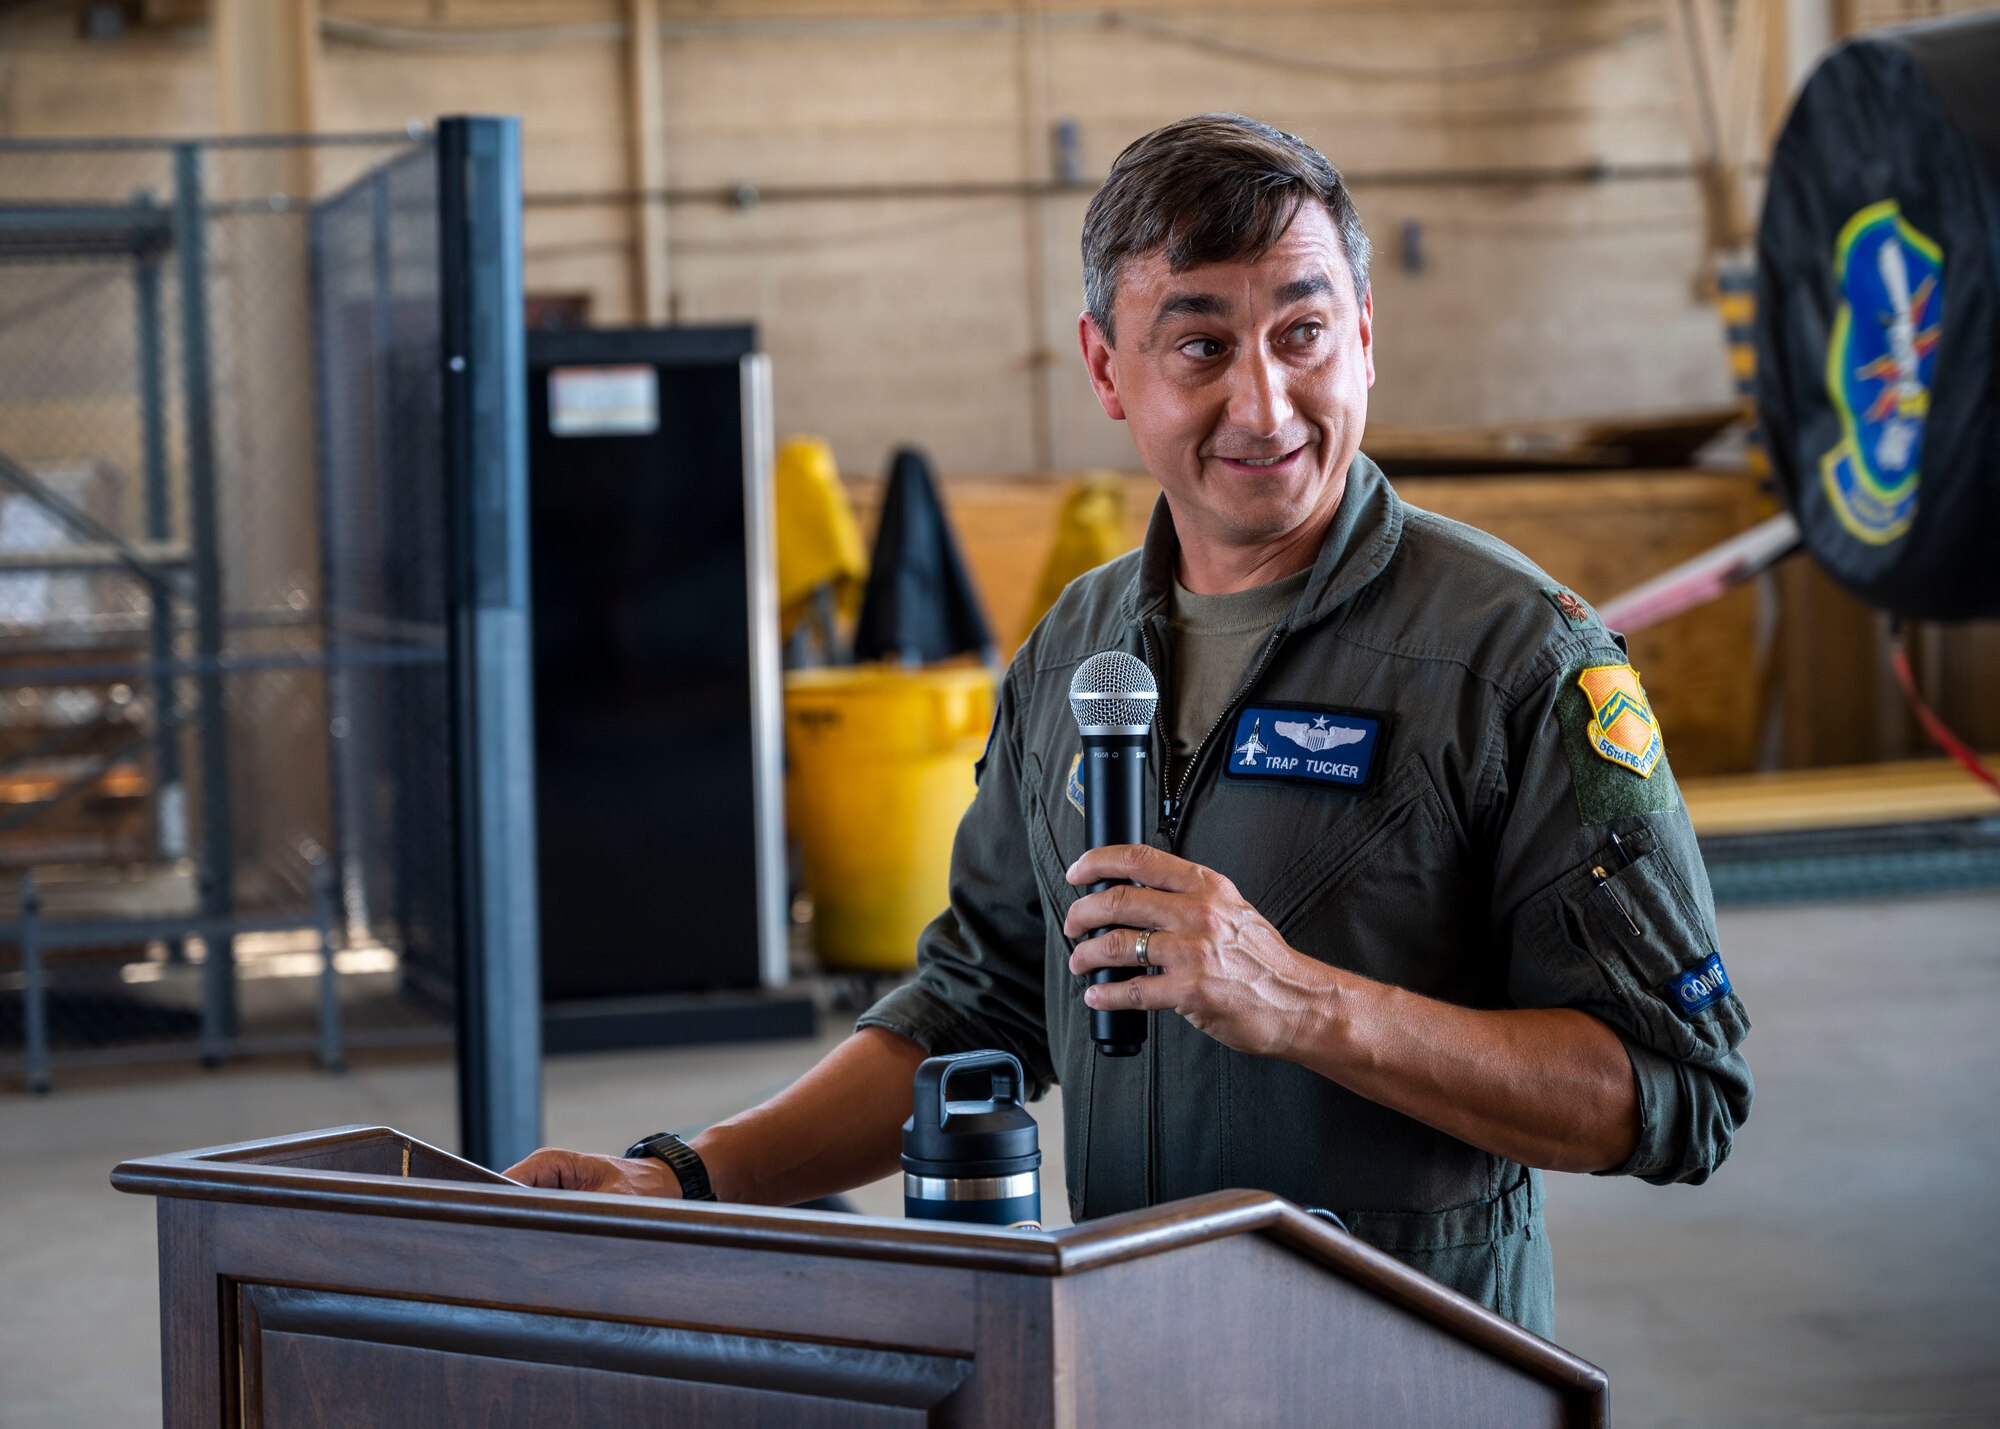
[{"xmin": 901, "ymin": 1051, "xmax": 1042, "ymax": 1229}]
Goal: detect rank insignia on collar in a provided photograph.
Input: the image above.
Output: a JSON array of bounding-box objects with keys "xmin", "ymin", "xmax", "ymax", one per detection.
[
  {"xmin": 1065, "ymin": 752, "xmax": 1085, "ymax": 815},
  {"xmin": 1577, "ymin": 664, "xmax": 1662, "ymax": 778},
  {"xmin": 1542, "ymin": 585, "xmax": 1596, "ymax": 631}
]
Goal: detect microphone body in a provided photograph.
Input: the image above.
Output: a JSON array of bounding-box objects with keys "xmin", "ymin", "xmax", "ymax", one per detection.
[
  {"xmin": 1068, "ymin": 650, "xmax": 1160, "ymax": 1059},
  {"xmin": 1082, "ymin": 732, "xmax": 1148, "ymax": 1056}
]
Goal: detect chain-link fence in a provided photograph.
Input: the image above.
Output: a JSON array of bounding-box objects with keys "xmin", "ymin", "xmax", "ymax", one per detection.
[{"xmin": 0, "ymin": 132, "xmax": 459, "ymax": 1089}]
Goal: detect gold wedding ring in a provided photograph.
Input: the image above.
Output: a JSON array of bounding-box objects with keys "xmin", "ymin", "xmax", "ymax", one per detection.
[{"xmin": 1134, "ymin": 929, "xmax": 1152, "ymax": 967}]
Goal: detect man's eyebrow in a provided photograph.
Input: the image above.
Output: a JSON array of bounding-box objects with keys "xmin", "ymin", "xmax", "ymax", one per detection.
[
  {"xmin": 1151, "ymin": 291, "xmax": 1230, "ymax": 330},
  {"xmin": 1275, "ymin": 274, "xmax": 1333, "ymax": 305}
]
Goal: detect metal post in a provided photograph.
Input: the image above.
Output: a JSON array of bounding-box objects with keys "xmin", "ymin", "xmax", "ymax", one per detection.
[
  {"xmin": 439, "ymin": 117, "xmax": 543, "ymax": 1169},
  {"xmin": 174, "ymin": 142, "xmax": 236, "ymax": 1036},
  {"xmin": 314, "ymin": 858, "xmax": 345, "ymax": 1074},
  {"xmin": 196, "ymin": 872, "xmax": 225, "ymax": 1068},
  {"xmin": 134, "ymin": 192, "xmax": 188, "ymax": 971},
  {"xmin": 21, "ymin": 873, "xmax": 49, "ymax": 1095},
  {"xmin": 307, "ymin": 169, "xmax": 366, "ymax": 958}
]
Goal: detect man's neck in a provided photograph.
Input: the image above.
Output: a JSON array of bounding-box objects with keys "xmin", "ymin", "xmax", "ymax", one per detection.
[{"xmin": 1172, "ymin": 488, "xmax": 1344, "ymax": 597}]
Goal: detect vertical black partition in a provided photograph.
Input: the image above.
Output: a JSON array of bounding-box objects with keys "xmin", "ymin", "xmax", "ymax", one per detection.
[{"xmin": 439, "ymin": 117, "xmax": 542, "ymax": 1171}]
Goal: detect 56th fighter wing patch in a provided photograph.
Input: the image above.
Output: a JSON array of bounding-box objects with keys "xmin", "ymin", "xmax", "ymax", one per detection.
[{"xmin": 1577, "ymin": 664, "xmax": 1663, "ymax": 778}]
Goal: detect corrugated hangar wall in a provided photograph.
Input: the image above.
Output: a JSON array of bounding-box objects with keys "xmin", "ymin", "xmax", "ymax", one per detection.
[{"xmin": 0, "ymin": 0, "xmax": 1775, "ymax": 475}]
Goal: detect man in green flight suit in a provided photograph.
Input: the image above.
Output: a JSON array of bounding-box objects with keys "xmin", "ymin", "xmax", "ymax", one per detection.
[{"xmin": 508, "ymin": 113, "xmax": 1752, "ymax": 1338}]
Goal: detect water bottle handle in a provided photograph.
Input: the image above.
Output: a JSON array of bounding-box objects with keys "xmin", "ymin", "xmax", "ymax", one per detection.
[{"xmin": 912, "ymin": 1050, "xmax": 1025, "ymax": 1130}]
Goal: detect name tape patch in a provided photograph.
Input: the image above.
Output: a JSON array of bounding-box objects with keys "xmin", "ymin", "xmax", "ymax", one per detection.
[
  {"xmin": 1664, "ymin": 953, "xmax": 1732, "ymax": 1017},
  {"xmin": 1223, "ymin": 705, "xmax": 1383, "ymax": 790}
]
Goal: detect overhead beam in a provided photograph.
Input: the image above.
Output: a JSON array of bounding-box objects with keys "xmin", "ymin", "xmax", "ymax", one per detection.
[
  {"xmin": 1720, "ymin": 0, "xmax": 1769, "ymax": 179},
  {"xmin": 211, "ymin": 0, "xmax": 321, "ymax": 137},
  {"xmin": 626, "ymin": 0, "xmax": 670, "ymax": 324},
  {"xmin": 1662, "ymin": 0, "xmax": 1756, "ymax": 253}
]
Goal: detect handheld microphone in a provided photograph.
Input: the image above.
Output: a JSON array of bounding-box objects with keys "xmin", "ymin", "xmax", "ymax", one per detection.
[{"xmin": 1067, "ymin": 650, "xmax": 1159, "ymax": 1058}]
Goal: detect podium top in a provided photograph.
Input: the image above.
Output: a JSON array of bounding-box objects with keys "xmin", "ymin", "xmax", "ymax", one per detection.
[{"xmin": 114, "ymin": 1124, "xmax": 1607, "ymax": 1418}]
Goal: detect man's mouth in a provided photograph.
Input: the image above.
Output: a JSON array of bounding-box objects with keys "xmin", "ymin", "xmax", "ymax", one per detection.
[{"xmin": 1214, "ymin": 445, "xmax": 1306, "ymax": 473}]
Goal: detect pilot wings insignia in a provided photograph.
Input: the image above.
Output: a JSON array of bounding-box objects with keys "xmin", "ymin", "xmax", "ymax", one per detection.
[{"xmin": 1273, "ymin": 718, "xmax": 1366, "ymax": 753}]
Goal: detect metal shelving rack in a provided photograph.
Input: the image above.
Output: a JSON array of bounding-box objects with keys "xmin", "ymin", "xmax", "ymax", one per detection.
[
  {"xmin": 0, "ymin": 124, "xmax": 541, "ymax": 1163},
  {"xmin": 0, "ymin": 151, "xmax": 248, "ymax": 1090},
  {"xmin": 0, "ymin": 133, "xmax": 444, "ymax": 1093}
]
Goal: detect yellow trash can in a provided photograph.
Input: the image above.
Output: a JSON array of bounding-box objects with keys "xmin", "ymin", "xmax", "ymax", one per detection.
[{"xmin": 784, "ymin": 663, "xmax": 996, "ymax": 973}]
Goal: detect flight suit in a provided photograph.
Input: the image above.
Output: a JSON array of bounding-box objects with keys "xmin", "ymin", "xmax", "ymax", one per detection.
[{"xmin": 860, "ymin": 453, "xmax": 1753, "ymax": 1336}]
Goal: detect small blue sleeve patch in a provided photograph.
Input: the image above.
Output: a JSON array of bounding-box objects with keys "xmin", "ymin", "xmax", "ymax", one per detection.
[
  {"xmin": 1664, "ymin": 953, "xmax": 1732, "ymax": 1017},
  {"xmin": 1222, "ymin": 704, "xmax": 1384, "ymax": 790}
]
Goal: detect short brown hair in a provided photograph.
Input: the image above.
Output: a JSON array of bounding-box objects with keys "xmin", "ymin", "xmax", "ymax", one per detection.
[{"xmin": 1081, "ymin": 113, "xmax": 1371, "ymax": 346}]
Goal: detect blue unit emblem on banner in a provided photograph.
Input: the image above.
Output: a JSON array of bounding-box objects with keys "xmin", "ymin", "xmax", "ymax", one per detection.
[
  {"xmin": 1819, "ymin": 199, "xmax": 1944, "ymax": 547},
  {"xmin": 1664, "ymin": 953, "xmax": 1732, "ymax": 1018},
  {"xmin": 1223, "ymin": 705, "xmax": 1384, "ymax": 790}
]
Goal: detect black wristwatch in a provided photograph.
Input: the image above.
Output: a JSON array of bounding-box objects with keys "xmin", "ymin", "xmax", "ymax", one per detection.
[{"xmin": 624, "ymin": 1131, "xmax": 716, "ymax": 1201}]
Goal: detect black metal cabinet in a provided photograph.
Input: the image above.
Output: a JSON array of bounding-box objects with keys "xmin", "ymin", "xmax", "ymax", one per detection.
[{"xmin": 525, "ymin": 327, "xmax": 787, "ymax": 1016}]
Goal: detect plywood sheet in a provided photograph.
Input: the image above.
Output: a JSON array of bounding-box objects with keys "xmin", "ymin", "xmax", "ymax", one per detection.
[
  {"xmin": 1681, "ymin": 757, "xmax": 2000, "ymax": 836},
  {"xmin": 845, "ymin": 465, "xmax": 1768, "ymax": 775}
]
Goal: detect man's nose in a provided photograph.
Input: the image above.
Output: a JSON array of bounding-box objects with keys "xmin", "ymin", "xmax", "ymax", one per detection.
[{"xmin": 1225, "ymin": 348, "xmax": 1296, "ymax": 440}]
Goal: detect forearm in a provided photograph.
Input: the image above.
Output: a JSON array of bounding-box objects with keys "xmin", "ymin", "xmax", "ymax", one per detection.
[
  {"xmin": 692, "ymin": 1026, "xmax": 929, "ymax": 1205},
  {"xmin": 1294, "ymin": 972, "xmax": 1640, "ymax": 1174}
]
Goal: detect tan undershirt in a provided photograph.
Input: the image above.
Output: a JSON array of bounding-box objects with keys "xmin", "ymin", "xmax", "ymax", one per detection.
[{"xmin": 1164, "ymin": 566, "xmax": 1311, "ymax": 791}]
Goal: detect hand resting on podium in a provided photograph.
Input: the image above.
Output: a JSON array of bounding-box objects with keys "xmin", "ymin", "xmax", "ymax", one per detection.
[
  {"xmin": 504, "ymin": 1146, "xmax": 682, "ymax": 1196},
  {"xmin": 503, "ymin": 1026, "xmax": 929, "ymax": 1204}
]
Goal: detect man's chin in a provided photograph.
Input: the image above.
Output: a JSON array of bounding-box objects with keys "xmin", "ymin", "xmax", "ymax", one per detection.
[{"xmin": 1199, "ymin": 461, "xmax": 1333, "ymax": 532}]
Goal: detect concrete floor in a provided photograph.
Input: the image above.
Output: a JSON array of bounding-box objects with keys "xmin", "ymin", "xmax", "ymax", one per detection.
[{"xmin": 3, "ymin": 890, "xmax": 1996, "ymax": 1426}]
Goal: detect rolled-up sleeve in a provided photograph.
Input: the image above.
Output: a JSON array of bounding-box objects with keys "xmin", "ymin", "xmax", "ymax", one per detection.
[
  {"xmin": 856, "ymin": 664, "xmax": 1057, "ymax": 1096},
  {"xmin": 1490, "ymin": 645, "xmax": 1753, "ymax": 1186}
]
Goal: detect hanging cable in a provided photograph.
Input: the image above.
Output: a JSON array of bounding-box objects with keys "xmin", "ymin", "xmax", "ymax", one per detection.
[
  {"xmin": 318, "ymin": 6, "xmax": 1657, "ymax": 80},
  {"xmin": 1889, "ymin": 620, "xmax": 2000, "ymax": 799},
  {"xmin": 1105, "ymin": 11, "xmax": 1660, "ymax": 82}
]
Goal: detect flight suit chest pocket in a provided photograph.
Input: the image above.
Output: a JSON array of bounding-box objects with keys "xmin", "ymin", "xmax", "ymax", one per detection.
[
  {"xmin": 1258, "ymin": 758, "xmax": 1451, "ymax": 933},
  {"xmin": 1552, "ymin": 837, "xmax": 1749, "ymax": 1064},
  {"xmin": 1018, "ymin": 756, "xmax": 1091, "ymax": 1017},
  {"xmin": 1024, "ymin": 798, "xmax": 1082, "ymax": 931}
]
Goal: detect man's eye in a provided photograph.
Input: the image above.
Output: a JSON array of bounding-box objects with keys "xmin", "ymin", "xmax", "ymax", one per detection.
[
  {"xmin": 1289, "ymin": 321, "xmax": 1324, "ymax": 344},
  {"xmin": 1178, "ymin": 337, "xmax": 1225, "ymax": 360}
]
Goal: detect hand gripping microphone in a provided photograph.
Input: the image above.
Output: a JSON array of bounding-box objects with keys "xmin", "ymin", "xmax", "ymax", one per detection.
[{"xmin": 1068, "ymin": 650, "xmax": 1159, "ymax": 1058}]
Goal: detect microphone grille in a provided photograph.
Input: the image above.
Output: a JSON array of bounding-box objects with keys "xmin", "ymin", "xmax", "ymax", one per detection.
[{"xmin": 1069, "ymin": 650, "xmax": 1159, "ymax": 731}]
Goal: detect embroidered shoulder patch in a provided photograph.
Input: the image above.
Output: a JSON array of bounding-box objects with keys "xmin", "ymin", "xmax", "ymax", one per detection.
[
  {"xmin": 1065, "ymin": 752, "xmax": 1085, "ymax": 815},
  {"xmin": 1664, "ymin": 952, "xmax": 1732, "ymax": 1017},
  {"xmin": 1555, "ymin": 657, "xmax": 1681, "ymax": 825},
  {"xmin": 1576, "ymin": 664, "xmax": 1663, "ymax": 778},
  {"xmin": 1542, "ymin": 585, "xmax": 1597, "ymax": 631},
  {"xmin": 1222, "ymin": 705, "xmax": 1385, "ymax": 790}
]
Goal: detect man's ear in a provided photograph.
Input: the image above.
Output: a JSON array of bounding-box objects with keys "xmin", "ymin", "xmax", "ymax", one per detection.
[
  {"xmin": 1358, "ymin": 286, "xmax": 1376, "ymax": 391},
  {"xmin": 1078, "ymin": 311, "xmax": 1127, "ymax": 422}
]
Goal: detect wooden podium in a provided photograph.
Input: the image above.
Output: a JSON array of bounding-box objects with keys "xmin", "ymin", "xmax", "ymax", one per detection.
[{"xmin": 113, "ymin": 1126, "xmax": 1608, "ymax": 1426}]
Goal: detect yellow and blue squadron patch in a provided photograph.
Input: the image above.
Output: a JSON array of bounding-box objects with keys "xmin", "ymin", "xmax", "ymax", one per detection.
[
  {"xmin": 1576, "ymin": 664, "xmax": 1662, "ymax": 779},
  {"xmin": 1065, "ymin": 752, "xmax": 1086, "ymax": 815}
]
